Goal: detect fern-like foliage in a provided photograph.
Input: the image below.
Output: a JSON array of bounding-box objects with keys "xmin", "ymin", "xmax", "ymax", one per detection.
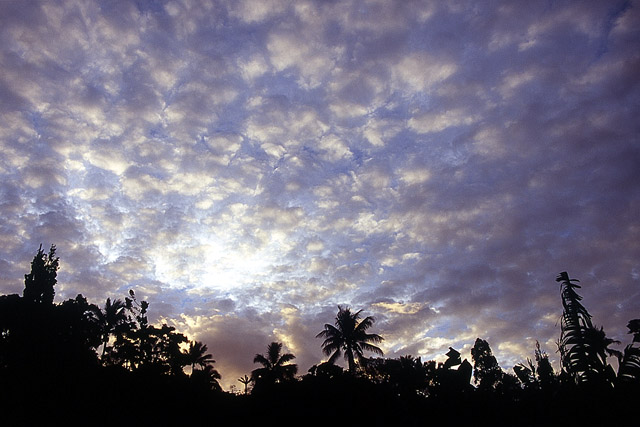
[
  {"xmin": 557, "ymin": 271, "xmax": 593, "ymax": 383},
  {"xmin": 618, "ymin": 319, "xmax": 640, "ymax": 385},
  {"xmin": 557, "ymin": 272, "xmax": 621, "ymax": 387}
]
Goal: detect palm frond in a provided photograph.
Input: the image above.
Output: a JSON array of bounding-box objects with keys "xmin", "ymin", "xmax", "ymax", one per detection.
[
  {"xmin": 253, "ymin": 353, "xmax": 271, "ymax": 367},
  {"xmin": 360, "ymin": 342, "xmax": 384, "ymax": 356},
  {"xmin": 317, "ymin": 306, "xmax": 384, "ymax": 373},
  {"xmin": 278, "ymin": 353, "xmax": 296, "ymax": 364}
]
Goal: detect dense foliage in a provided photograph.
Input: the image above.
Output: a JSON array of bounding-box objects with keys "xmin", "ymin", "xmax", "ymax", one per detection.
[{"xmin": 1, "ymin": 248, "xmax": 638, "ymax": 425}]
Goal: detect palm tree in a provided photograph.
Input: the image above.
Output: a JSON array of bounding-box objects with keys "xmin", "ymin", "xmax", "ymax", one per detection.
[
  {"xmin": 316, "ymin": 306, "xmax": 384, "ymax": 373},
  {"xmin": 191, "ymin": 364, "xmax": 222, "ymax": 392},
  {"xmin": 186, "ymin": 341, "xmax": 215, "ymax": 372},
  {"xmin": 251, "ymin": 342, "xmax": 298, "ymax": 388},
  {"xmin": 238, "ymin": 374, "xmax": 252, "ymax": 394},
  {"xmin": 95, "ymin": 298, "xmax": 131, "ymax": 360},
  {"xmin": 182, "ymin": 341, "xmax": 221, "ymax": 390}
]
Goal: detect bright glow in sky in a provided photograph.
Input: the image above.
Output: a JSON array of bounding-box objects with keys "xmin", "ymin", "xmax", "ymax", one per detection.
[{"xmin": 1, "ymin": 0, "xmax": 639, "ymax": 390}]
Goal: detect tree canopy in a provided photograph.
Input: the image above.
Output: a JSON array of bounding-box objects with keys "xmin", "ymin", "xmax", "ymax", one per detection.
[{"xmin": 316, "ymin": 306, "xmax": 384, "ymax": 373}]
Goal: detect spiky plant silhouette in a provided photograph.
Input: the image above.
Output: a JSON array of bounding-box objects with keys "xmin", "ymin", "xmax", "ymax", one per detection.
[{"xmin": 317, "ymin": 306, "xmax": 384, "ymax": 373}]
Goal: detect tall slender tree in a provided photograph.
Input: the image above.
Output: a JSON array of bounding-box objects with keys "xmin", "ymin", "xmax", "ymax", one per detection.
[
  {"xmin": 23, "ymin": 244, "xmax": 59, "ymax": 305},
  {"xmin": 514, "ymin": 341, "xmax": 557, "ymax": 391},
  {"xmin": 95, "ymin": 298, "xmax": 131, "ymax": 360},
  {"xmin": 471, "ymin": 338, "xmax": 503, "ymax": 391},
  {"xmin": 557, "ymin": 271, "xmax": 593, "ymax": 383},
  {"xmin": 238, "ymin": 375, "xmax": 252, "ymax": 394},
  {"xmin": 316, "ymin": 306, "xmax": 384, "ymax": 373}
]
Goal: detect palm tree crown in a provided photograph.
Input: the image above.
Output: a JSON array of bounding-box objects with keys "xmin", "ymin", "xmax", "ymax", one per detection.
[
  {"xmin": 316, "ymin": 306, "xmax": 384, "ymax": 373},
  {"xmin": 251, "ymin": 342, "xmax": 298, "ymax": 386},
  {"xmin": 96, "ymin": 297, "xmax": 131, "ymax": 360},
  {"xmin": 186, "ymin": 341, "xmax": 215, "ymax": 372}
]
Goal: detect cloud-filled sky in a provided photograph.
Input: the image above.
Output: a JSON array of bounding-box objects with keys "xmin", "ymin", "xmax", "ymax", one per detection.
[{"xmin": 1, "ymin": 0, "xmax": 639, "ymax": 390}]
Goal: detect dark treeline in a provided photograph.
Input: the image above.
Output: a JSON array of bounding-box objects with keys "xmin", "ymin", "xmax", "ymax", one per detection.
[{"xmin": 1, "ymin": 245, "xmax": 639, "ymax": 425}]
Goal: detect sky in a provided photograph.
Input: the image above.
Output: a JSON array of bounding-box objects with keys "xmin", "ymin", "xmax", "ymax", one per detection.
[{"xmin": 0, "ymin": 0, "xmax": 639, "ymax": 391}]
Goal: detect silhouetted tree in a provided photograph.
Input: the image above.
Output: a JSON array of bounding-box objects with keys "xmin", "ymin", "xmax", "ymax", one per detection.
[
  {"xmin": 95, "ymin": 297, "xmax": 132, "ymax": 361},
  {"xmin": 471, "ymin": 338, "xmax": 503, "ymax": 391},
  {"xmin": 534, "ymin": 341, "xmax": 556, "ymax": 390},
  {"xmin": 116, "ymin": 323, "xmax": 189, "ymax": 375},
  {"xmin": 364, "ymin": 355, "xmax": 430, "ymax": 398},
  {"xmin": 125, "ymin": 289, "xmax": 149, "ymax": 329},
  {"xmin": 316, "ymin": 306, "xmax": 384, "ymax": 373},
  {"xmin": 238, "ymin": 374, "xmax": 252, "ymax": 394},
  {"xmin": 191, "ymin": 364, "xmax": 222, "ymax": 392},
  {"xmin": 306, "ymin": 361, "xmax": 345, "ymax": 380},
  {"xmin": 1, "ymin": 246, "xmax": 239, "ymax": 422},
  {"xmin": 514, "ymin": 341, "xmax": 557, "ymax": 392},
  {"xmin": 557, "ymin": 271, "xmax": 596, "ymax": 385},
  {"xmin": 23, "ymin": 244, "xmax": 59, "ymax": 305},
  {"xmin": 251, "ymin": 342, "xmax": 297, "ymax": 391},
  {"xmin": 186, "ymin": 341, "xmax": 214, "ymax": 372},
  {"xmin": 109, "ymin": 293, "xmax": 189, "ymax": 375},
  {"xmin": 1, "ymin": 247, "xmax": 101, "ymax": 375},
  {"xmin": 429, "ymin": 347, "xmax": 472, "ymax": 398},
  {"xmin": 556, "ymin": 272, "xmax": 619, "ymax": 387},
  {"xmin": 617, "ymin": 319, "xmax": 640, "ymax": 387},
  {"xmin": 55, "ymin": 294, "xmax": 103, "ymax": 362},
  {"xmin": 186, "ymin": 341, "xmax": 222, "ymax": 391},
  {"xmin": 584, "ymin": 325, "xmax": 620, "ymax": 385}
]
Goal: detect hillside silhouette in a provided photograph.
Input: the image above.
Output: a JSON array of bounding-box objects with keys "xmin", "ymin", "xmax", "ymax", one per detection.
[{"xmin": 1, "ymin": 245, "xmax": 638, "ymax": 425}]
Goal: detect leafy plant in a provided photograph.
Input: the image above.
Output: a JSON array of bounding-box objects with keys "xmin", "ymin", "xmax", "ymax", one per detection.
[{"xmin": 316, "ymin": 306, "xmax": 384, "ymax": 373}]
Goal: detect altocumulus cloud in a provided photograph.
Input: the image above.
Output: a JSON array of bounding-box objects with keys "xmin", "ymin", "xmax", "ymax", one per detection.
[{"xmin": 0, "ymin": 0, "xmax": 639, "ymax": 389}]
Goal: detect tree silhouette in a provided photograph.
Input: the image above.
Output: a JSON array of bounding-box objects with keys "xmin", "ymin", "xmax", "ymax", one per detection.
[
  {"xmin": 556, "ymin": 272, "xmax": 619, "ymax": 387},
  {"xmin": 238, "ymin": 374, "xmax": 252, "ymax": 394},
  {"xmin": 583, "ymin": 325, "xmax": 620, "ymax": 385},
  {"xmin": 191, "ymin": 364, "xmax": 222, "ymax": 392},
  {"xmin": 126, "ymin": 289, "xmax": 149, "ymax": 329},
  {"xmin": 514, "ymin": 341, "xmax": 557, "ymax": 392},
  {"xmin": 471, "ymin": 338, "xmax": 503, "ymax": 391},
  {"xmin": 557, "ymin": 271, "xmax": 593, "ymax": 384},
  {"xmin": 95, "ymin": 297, "xmax": 132, "ymax": 361},
  {"xmin": 316, "ymin": 306, "xmax": 384, "ymax": 373},
  {"xmin": 107, "ymin": 293, "xmax": 190, "ymax": 375},
  {"xmin": 618, "ymin": 319, "xmax": 640, "ymax": 387},
  {"xmin": 364, "ymin": 355, "xmax": 430, "ymax": 398},
  {"xmin": 186, "ymin": 341, "xmax": 214, "ymax": 372},
  {"xmin": 23, "ymin": 244, "xmax": 59, "ymax": 305},
  {"xmin": 251, "ymin": 342, "xmax": 297, "ymax": 390}
]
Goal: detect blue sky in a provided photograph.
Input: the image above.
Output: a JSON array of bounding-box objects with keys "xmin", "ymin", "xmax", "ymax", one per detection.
[{"xmin": 1, "ymin": 0, "xmax": 639, "ymax": 390}]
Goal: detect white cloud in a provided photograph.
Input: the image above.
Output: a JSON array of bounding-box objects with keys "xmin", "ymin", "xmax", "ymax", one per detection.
[
  {"xmin": 239, "ymin": 54, "xmax": 270, "ymax": 81},
  {"xmin": 409, "ymin": 108, "xmax": 479, "ymax": 134},
  {"xmin": 267, "ymin": 30, "xmax": 338, "ymax": 88},
  {"xmin": 393, "ymin": 54, "xmax": 457, "ymax": 93}
]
